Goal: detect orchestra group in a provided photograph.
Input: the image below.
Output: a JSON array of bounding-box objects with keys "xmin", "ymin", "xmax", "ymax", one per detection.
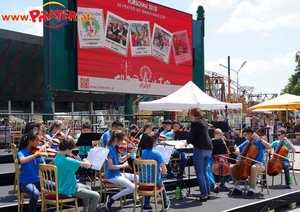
[{"xmin": 12, "ymin": 106, "xmax": 297, "ymax": 212}]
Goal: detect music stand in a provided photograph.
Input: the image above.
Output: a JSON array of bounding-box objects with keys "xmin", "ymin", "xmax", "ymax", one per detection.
[
  {"xmin": 76, "ymin": 133, "xmax": 101, "ymax": 183},
  {"xmin": 76, "ymin": 133, "xmax": 102, "ymax": 157}
]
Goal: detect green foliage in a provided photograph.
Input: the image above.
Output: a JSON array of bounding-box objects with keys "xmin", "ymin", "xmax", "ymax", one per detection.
[{"xmin": 282, "ymin": 52, "xmax": 300, "ymax": 95}]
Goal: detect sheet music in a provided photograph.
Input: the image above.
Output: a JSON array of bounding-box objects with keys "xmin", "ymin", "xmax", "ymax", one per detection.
[
  {"xmin": 164, "ymin": 140, "xmax": 193, "ymax": 149},
  {"xmin": 87, "ymin": 147, "xmax": 109, "ymax": 170},
  {"xmin": 155, "ymin": 145, "xmax": 174, "ymax": 164}
]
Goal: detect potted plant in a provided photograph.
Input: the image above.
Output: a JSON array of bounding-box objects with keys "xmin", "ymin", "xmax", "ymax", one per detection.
[{"xmin": 293, "ymin": 124, "xmax": 300, "ymax": 141}]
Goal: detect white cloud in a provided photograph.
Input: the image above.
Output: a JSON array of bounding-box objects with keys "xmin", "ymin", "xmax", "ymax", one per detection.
[
  {"xmin": 206, "ymin": 51, "xmax": 297, "ymax": 94},
  {"xmin": 187, "ymin": 0, "xmax": 236, "ymax": 18},
  {"xmin": 218, "ymin": 0, "xmax": 300, "ymax": 33}
]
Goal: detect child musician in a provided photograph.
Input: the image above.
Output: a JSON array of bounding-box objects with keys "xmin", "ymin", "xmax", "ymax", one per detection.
[
  {"xmin": 207, "ymin": 128, "xmax": 231, "ymax": 192},
  {"xmin": 54, "ymin": 137, "xmax": 100, "ymax": 212},
  {"xmin": 105, "ymin": 130, "xmax": 138, "ymax": 211},
  {"xmin": 141, "ymin": 132, "xmax": 170, "ymax": 211},
  {"xmin": 230, "ymin": 127, "xmax": 271, "ymax": 198},
  {"xmin": 270, "ymin": 128, "xmax": 296, "ymax": 189},
  {"xmin": 18, "ymin": 130, "xmax": 48, "ymax": 212}
]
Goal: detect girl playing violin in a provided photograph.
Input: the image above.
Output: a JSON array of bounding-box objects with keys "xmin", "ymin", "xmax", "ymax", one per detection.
[
  {"xmin": 105, "ymin": 130, "xmax": 138, "ymax": 211},
  {"xmin": 18, "ymin": 130, "xmax": 48, "ymax": 212}
]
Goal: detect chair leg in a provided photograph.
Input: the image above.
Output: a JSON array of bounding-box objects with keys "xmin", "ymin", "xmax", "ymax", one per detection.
[
  {"xmin": 154, "ymin": 194, "xmax": 159, "ymax": 212},
  {"xmin": 265, "ymin": 174, "xmax": 269, "ymax": 195},
  {"xmin": 281, "ymin": 172, "xmax": 283, "ymax": 184},
  {"xmin": 13, "ymin": 176, "xmax": 17, "ymax": 195},
  {"xmin": 292, "ymin": 170, "xmax": 298, "ymax": 185},
  {"xmin": 75, "ymin": 199, "xmax": 79, "ymax": 211},
  {"xmin": 271, "ymin": 176, "xmax": 274, "ymax": 186},
  {"xmin": 161, "ymin": 191, "xmax": 165, "ymax": 212}
]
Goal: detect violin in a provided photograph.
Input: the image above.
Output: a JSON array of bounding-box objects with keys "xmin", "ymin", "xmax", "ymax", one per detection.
[
  {"xmin": 267, "ymin": 140, "xmax": 289, "ymax": 176},
  {"xmin": 31, "ymin": 146, "xmax": 57, "ymax": 158},
  {"xmin": 235, "ymin": 138, "xmax": 259, "ymax": 180}
]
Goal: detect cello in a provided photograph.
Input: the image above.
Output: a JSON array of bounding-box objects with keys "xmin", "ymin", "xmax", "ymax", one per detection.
[
  {"xmin": 267, "ymin": 141, "xmax": 289, "ymax": 176},
  {"xmin": 212, "ymin": 137, "xmax": 231, "ymax": 176},
  {"xmin": 235, "ymin": 138, "xmax": 258, "ymax": 180}
]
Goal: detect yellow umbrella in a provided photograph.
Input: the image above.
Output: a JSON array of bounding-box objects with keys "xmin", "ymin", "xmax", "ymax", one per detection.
[{"xmin": 248, "ymin": 94, "xmax": 300, "ymax": 121}]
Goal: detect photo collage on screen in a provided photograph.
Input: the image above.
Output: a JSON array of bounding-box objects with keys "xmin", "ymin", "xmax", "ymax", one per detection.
[{"xmin": 77, "ymin": 7, "xmax": 192, "ymax": 65}]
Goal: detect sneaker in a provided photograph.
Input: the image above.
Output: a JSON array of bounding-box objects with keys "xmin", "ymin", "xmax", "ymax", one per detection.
[
  {"xmin": 245, "ymin": 190, "xmax": 254, "ymax": 198},
  {"xmin": 142, "ymin": 205, "xmax": 153, "ymax": 212},
  {"xmin": 230, "ymin": 188, "xmax": 242, "ymax": 195},
  {"xmin": 286, "ymin": 184, "xmax": 292, "ymax": 189},
  {"xmin": 164, "ymin": 200, "xmax": 170, "ymax": 211},
  {"xmin": 105, "ymin": 195, "xmax": 115, "ymax": 211}
]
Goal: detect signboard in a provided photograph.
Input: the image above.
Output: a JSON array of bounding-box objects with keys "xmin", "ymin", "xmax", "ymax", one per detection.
[{"xmin": 77, "ymin": 0, "xmax": 193, "ymax": 95}]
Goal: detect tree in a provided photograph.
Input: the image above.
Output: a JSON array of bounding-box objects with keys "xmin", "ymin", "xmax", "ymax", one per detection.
[{"xmin": 282, "ymin": 51, "xmax": 300, "ymax": 95}]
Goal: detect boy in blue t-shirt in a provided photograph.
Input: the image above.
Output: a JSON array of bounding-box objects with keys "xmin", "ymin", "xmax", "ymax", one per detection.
[
  {"xmin": 54, "ymin": 137, "xmax": 99, "ymax": 212},
  {"xmin": 230, "ymin": 127, "xmax": 271, "ymax": 198}
]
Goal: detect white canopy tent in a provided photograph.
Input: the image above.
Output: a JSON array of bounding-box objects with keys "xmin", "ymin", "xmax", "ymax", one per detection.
[{"xmin": 139, "ymin": 81, "xmax": 242, "ymax": 111}]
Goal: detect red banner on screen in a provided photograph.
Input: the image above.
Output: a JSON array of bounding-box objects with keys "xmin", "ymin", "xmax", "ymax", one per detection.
[{"xmin": 77, "ymin": 0, "xmax": 193, "ymax": 95}]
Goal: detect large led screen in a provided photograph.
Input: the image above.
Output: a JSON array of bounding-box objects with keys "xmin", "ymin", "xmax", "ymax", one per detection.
[{"xmin": 77, "ymin": 0, "xmax": 193, "ymax": 95}]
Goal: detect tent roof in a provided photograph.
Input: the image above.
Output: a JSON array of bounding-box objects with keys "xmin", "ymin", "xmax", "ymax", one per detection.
[
  {"xmin": 248, "ymin": 94, "xmax": 300, "ymax": 111},
  {"xmin": 139, "ymin": 81, "xmax": 242, "ymax": 111}
]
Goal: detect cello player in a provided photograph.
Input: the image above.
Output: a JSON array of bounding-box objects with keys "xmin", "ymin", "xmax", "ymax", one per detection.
[
  {"xmin": 207, "ymin": 128, "xmax": 231, "ymax": 193},
  {"xmin": 230, "ymin": 127, "xmax": 271, "ymax": 198},
  {"xmin": 270, "ymin": 128, "xmax": 296, "ymax": 189}
]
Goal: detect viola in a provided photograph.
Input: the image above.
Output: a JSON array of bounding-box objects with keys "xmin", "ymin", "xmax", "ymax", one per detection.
[
  {"xmin": 267, "ymin": 141, "xmax": 289, "ymax": 176},
  {"xmin": 235, "ymin": 138, "xmax": 258, "ymax": 180}
]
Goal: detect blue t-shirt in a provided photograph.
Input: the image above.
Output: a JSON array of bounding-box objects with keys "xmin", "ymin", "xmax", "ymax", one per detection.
[
  {"xmin": 102, "ymin": 129, "xmax": 112, "ymax": 147},
  {"xmin": 141, "ymin": 148, "xmax": 164, "ymax": 185},
  {"xmin": 238, "ymin": 139, "xmax": 266, "ymax": 164},
  {"xmin": 18, "ymin": 148, "xmax": 45, "ymax": 184},
  {"xmin": 54, "ymin": 153, "xmax": 81, "ymax": 197},
  {"xmin": 105, "ymin": 144, "xmax": 121, "ymax": 179},
  {"xmin": 271, "ymin": 140, "xmax": 292, "ymax": 161}
]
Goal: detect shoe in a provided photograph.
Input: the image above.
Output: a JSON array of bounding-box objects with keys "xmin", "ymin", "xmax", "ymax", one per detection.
[
  {"xmin": 286, "ymin": 184, "xmax": 292, "ymax": 189},
  {"xmin": 230, "ymin": 188, "xmax": 242, "ymax": 195},
  {"xmin": 105, "ymin": 195, "xmax": 115, "ymax": 211},
  {"xmin": 245, "ymin": 190, "xmax": 254, "ymax": 198},
  {"xmin": 142, "ymin": 205, "xmax": 153, "ymax": 212},
  {"xmin": 177, "ymin": 173, "xmax": 186, "ymax": 179},
  {"xmin": 213, "ymin": 186, "xmax": 220, "ymax": 193},
  {"xmin": 196, "ymin": 196, "xmax": 208, "ymax": 202},
  {"xmin": 167, "ymin": 173, "xmax": 174, "ymax": 179},
  {"xmin": 219, "ymin": 184, "xmax": 229, "ymax": 192},
  {"xmin": 164, "ymin": 200, "xmax": 170, "ymax": 210}
]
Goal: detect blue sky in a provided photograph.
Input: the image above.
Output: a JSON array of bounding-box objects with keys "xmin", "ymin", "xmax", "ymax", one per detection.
[{"xmin": 1, "ymin": 0, "xmax": 299, "ymax": 96}]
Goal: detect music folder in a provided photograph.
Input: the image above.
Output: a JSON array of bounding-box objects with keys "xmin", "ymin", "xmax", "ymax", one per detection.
[{"xmin": 76, "ymin": 133, "xmax": 102, "ymax": 147}]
